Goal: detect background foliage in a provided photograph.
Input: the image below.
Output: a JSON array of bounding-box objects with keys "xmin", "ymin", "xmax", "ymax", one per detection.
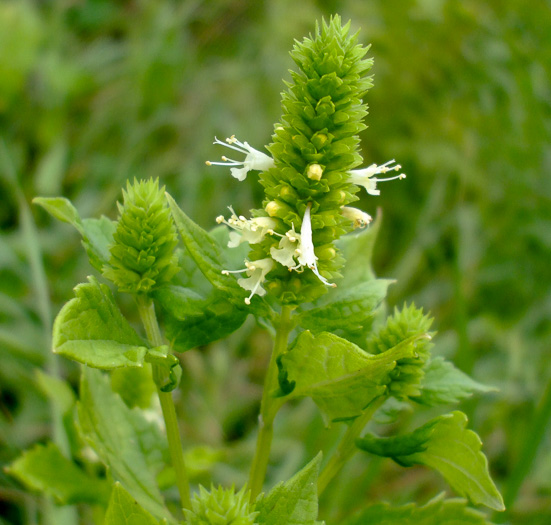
[{"xmin": 1, "ymin": 0, "xmax": 549, "ymax": 523}]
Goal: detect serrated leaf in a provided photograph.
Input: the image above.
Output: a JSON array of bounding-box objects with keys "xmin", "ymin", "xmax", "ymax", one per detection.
[
  {"xmin": 78, "ymin": 368, "xmax": 174, "ymax": 522},
  {"xmin": 7, "ymin": 442, "xmax": 110, "ymax": 505},
  {"xmin": 298, "ymin": 279, "xmax": 392, "ymax": 334},
  {"xmin": 255, "ymin": 454, "xmax": 322, "ymax": 525},
  {"xmin": 33, "ymin": 197, "xmax": 115, "ymax": 271},
  {"xmin": 341, "ymin": 493, "xmax": 494, "ymax": 525},
  {"xmin": 412, "ymin": 357, "xmax": 497, "ymax": 406},
  {"xmin": 278, "ymin": 331, "xmax": 423, "ymax": 425},
  {"xmin": 153, "ymin": 285, "xmax": 207, "ymax": 318},
  {"xmin": 53, "ymin": 276, "xmax": 149, "ymax": 369},
  {"xmin": 105, "ymin": 483, "xmax": 159, "ymax": 525},
  {"xmin": 166, "ymin": 193, "xmax": 243, "ymax": 297},
  {"xmin": 158, "ymin": 286, "xmax": 248, "ymax": 352},
  {"xmin": 357, "ymin": 411, "xmax": 505, "ymax": 511}
]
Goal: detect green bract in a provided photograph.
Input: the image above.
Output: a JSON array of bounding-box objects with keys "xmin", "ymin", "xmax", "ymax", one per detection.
[{"xmin": 103, "ymin": 178, "xmax": 179, "ymax": 294}]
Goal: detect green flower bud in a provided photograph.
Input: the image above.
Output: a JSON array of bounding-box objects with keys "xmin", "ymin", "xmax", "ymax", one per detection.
[
  {"xmin": 103, "ymin": 178, "xmax": 179, "ymax": 294},
  {"xmin": 183, "ymin": 485, "xmax": 259, "ymax": 525},
  {"xmin": 367, "ymin": 304, "xmax": 434, "ymax": 400}
]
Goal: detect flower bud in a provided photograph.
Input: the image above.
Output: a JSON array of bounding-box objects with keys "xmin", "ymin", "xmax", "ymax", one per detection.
[
  {"xmin": 103, "ymin": 178, "xmax": 179, "ymax": 294},
  {"xmin": 184, "ymin": 485, "xmax": 258, "ymax": 525}
]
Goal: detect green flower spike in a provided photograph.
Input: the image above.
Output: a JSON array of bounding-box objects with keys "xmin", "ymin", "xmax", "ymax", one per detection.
[
  {"xmin": 209, "ymin": 16, "xmax": 405, "ymax": 305},
  {"xmin": 183, "ymin": 485, "xmax": 259, "ymax": 525},
  {"xmin": 103, "ymin": 178, "xmax": 179, "ymax": 294}
]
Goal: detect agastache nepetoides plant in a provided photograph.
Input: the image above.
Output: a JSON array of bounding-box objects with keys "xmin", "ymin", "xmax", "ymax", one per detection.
[{"xmin": 13, "ymin": 15, "xmax": 504, "ymax": 525}]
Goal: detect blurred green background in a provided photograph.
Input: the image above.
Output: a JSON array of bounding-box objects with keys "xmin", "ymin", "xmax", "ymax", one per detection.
[{"xmin": 1, "ymin": 0, "xmax": 550, "ymax": 523}]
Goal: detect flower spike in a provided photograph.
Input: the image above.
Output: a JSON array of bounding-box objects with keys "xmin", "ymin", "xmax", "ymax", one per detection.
[
  {"xmin": 206, "ymin": 135, "xmax": 274, "ymax": 181},
  {"xmin": 348, "ymin": 160, "xmax": 406, "ymax": 196}
]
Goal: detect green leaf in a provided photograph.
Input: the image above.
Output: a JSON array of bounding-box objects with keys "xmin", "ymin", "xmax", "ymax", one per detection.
[
  {"xmin": 111, "ymin": 367, "xmax": 156, "ymax": 409},
  {"xmin": 412, "ymin": 357, "xmax": 497, "ymax": 406},
  {"xmin": 81, "ymin": 216, "xmax": 117, "ymax": 272},
  {"xmin": 33, "ymin": 197, "xmax": 115, "ymax": 271},
  {"xmin": 278, "ymin": 331, "xmax": 423, "ymax": 424},
  {"xmin": 342, "ymin": 493, "xmax": 494, "ymax": 525},
  {"xmin": 157, "ymin": 286, "xmax": 248, "ymax": 352},
  {"xmin": 33, "ymin": 196, "xmax": 81, "ymax": 226},
  {"xmin": 104, "ymin": 483, "xmax": 159, "ymax": 525},
  {"xmin": 53, "ymin": 276, "xmax": 149, "ymax": 369},
  {"xmin": 297, "ymin": 279, "xmax": 392, "ymax": 335},
  {"xmin": 78, "ymin": 368, "xmax": 174, "ymax": 522},
  {"xmin": 357, "ymin": 411, "xmax": 505, "ymax": 511},
  {"xmin": 336, "ymin": 210, "xmax": 382, "ymax": 286},
  {"xmin": 7, "ymin": 442, "xmax": 110, "ymax": 505},
  {"xmin": 166, "ymin": 193, "xmax": 242, "ymax": 297},
  {"xmin": 255, "ymin": 454, "xmax": 322, "ymax": 525}
]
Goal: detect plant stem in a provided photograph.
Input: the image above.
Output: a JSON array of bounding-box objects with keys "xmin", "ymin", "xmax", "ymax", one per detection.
[
  {"xmin": 248, "ymin": 305, "xmax": 293, "ymax": 501},
  {"xmin": 137, "ymin": 296, "xmax": 191, "ymax": 511},
  {"xmin": 318, "ymin": 395, "xmax": 385, "ymax": 495}
]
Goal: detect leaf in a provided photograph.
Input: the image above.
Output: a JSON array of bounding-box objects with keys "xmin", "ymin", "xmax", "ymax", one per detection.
[
  {"xmin": 341, "ymin": 493, "xmax": 494, "ymax": 525},
  {"xmin": 412, "ymin": 357, "xmax": 497, "ymax": 406},
  {"xmin": 7, "ymin": 442, "xmax": 110, "ymax": 505},
  {"xmin": 336, "ymin": 209, "xmax": 382, "ymax": 286},
  {"xmin": 157, "ymin": 286, "xmax": 248, "ymax": 352},
  {"xmin": 53, "ymin": 276, "xmax": 149, "ymax": 369},
  {"xmin": 33, "ymin": 197, "xmax": 115, "ymax": 271},
  {"xmin": 297, "ymin": 279, "xmax": 392, "ymax": 335},
  {"xmin": 104, "ymin": 483, "xmax": 159, "ymax": 525},
  {"xmin": 356, "ymin": 411, "xmax": 505, "ymax": 511},
  {"xmin": 255, "ymin": 454, "xmax": 322, "ymax": 525},
  {"xmin": 33, "ymin": 196, "xmax": 81, "ymax": 226},
  {"xmin": 166, "ymin": 193, "xmax": 243, "ymax": 297},
  {"xmin": 78, "ymin": 367, "xmax": 174, "ymax": 522},
  {"xmin": 111, "ymin": 367, "xmax": 156, "ymax": 409},
  {"xmin": 80, "ymin": 216, "xmax": 117, "ymax": 272},
  {"xmin": 278, "ymin": 331, "xmax": 423, "ymax": 424}
]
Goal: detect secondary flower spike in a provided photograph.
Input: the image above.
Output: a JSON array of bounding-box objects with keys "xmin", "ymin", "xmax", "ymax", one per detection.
[
  {"xmin": 206, "ymin": 136, "xmax": 274, "ymax": 181},
  {"xmin": 348, "ymin": 160, "xmax": 406, "ymax": 196}
]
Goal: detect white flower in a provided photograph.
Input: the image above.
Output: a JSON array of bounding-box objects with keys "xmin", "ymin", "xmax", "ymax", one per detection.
[
  {"xmin": 270, "ymin": 225, "xmax": 300, "ymax": 267},
  {"xmin": 217, "ymin": 207, "xmax": 277, "ymax": 248},
  {"xmin": 269, "ymin": 205, "xmax": 335, "ymax": 287},
  {"xmin": 222, "ymin": 258, "xmax": 274, "ymax": 305},
  {"xmin": 341, "ymin": 207, "xmax": 372, "ymax": 228},
  {"xmin": 206, "ymin": 135, "xmax": 275, "ymax": 181},
  {"xmin": 348, "ymin": 160, "xmax": 406, "ymax": 196}
]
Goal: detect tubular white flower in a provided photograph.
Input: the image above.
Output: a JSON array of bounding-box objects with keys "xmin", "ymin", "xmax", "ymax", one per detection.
[
  {"xmin": 341, "ymin": 207, "xmax": 372, "ymax": 229},
  {"xmin": 295, "ymin": 203, "xmax": 336, "ymax": 287},
  {"xmin": 206, "ymin": 135, "xmax": 275, "ymax": 181},
  {"xmin": 348, "ymin": 160, "xmax": 406, "ymax": 196},
  {"xmin": 270, "ymin": 225, "xmax": 300, "ymax": 267},
  {"xmin": 217, "ymin": 207, "xmax": 277, "ymax": 248},
  {"xmin": 222, "ymin": 258, "xmax": 274, "ymax": 304}
]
